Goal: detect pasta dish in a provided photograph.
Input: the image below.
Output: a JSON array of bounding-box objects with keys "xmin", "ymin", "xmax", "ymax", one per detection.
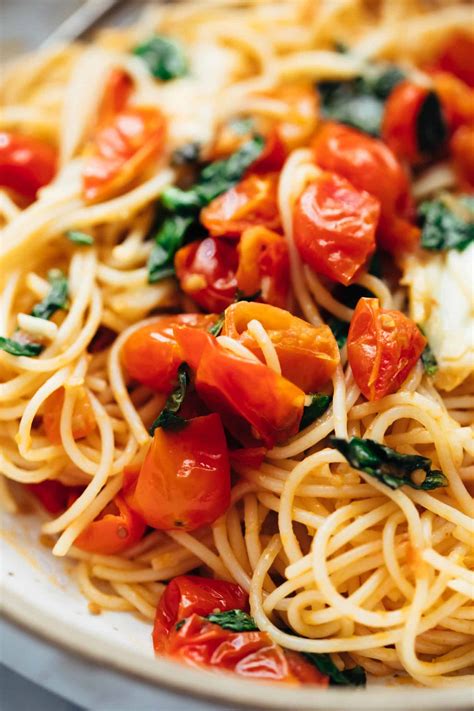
[{"xmin": 1, "ymin": 0, "xmax": 473, "ymax": 690}]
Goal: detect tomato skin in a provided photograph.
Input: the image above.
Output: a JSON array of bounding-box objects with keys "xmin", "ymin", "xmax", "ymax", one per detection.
[
  {"xmin": 82, "ymin": 107, "xmax": 166, "ymax": 202},
  {"xmin": 431, "ymin": 32, "xmax": 474, "ymax": 88},
  {"xmin": 312, "ymin": 122, "xmax": 417, "ymax": 254},
  {"xmin": 451, "ymin": 124, "xmax": 474, "ymax": 190},
  {"xmin": 130, "ymin": 414, "xmax": 231, "ymax": 531},
  {"xmin": 223, "ymin": 301, "xmax": 340, "ymax": 393},
  {"xmin": 200, "ymin": 173, "xmax": 281, "ymax": 239},
  {"xmin": 433, "ymin": 72, "xmax": 474, "ymax": 132},
  {"xmin": 43, "ymin": 387, "xmax": 96, "ymax": 445},
  {"xmin": 229, "ymin": 446, "xmax": 267, "ymax": 469},
  {"xmin": 249, "ymin": 128, "xmax": 287, "ymax": 173},
  {"xmin": 153, "ymin": 575, "xmax": 249, "ymax": 650},
  {"xmin": 175, "ymin": 237, "xmax": 239, "ymax": 313},
  {"xmin": 191, "ymin": 335, "xmax": 305, "ymax": 447},
  {"xmin": 26, "ymin": 480, "xmax": 75, "ymax": 514},
  {"xmin": 236, "ymin": 226, "xmax": 290, "ymax": 309},
  {"xmin": 293, "ymin": 172, "xmax": 379, "ymax": 285},
  {"xmin": 73, "ymin": 494, "xmax": 146, "ymax": 555},
  {"xmin": 347, "ymin": 297, "xmax": 426, "ymax": 401},
  {"xmin": 382, "ymin": 82, "xmax": 434, "ymax": 164},
  {"xmin": 0, "ymin": 131, "xmax": 56, "ymax": 200},
  {"xmin": 97, "ymin": 68, "xmax": 133, "ymax": 126},
  {"xmin": 121, "ymin": 314, "xmax": 216, "ymax": 393},
  {"xmin": 163, "ymin": 614, "xmax": 329, "ymax": 686}
]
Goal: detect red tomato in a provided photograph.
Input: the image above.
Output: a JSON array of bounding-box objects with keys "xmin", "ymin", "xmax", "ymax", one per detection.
[
  {"xmin": 451, "ymin": 124, "xmax": 474, "ymax": 190},
  {"xmin": 97, "ymin": 68, "xmax": 133, "ymax": 126},
  {"xmin": 236, "ymin": 226, "xmax": 290, "ymax": 309},
  {"xmin": 382, "ymin": 81, "xmax": 445, "ymax": 164},
  {"xmin": 249, "ymin": 128, "xmax": 287, "ymax": 173},
  {"xmin": 153, "ymin": 575, "xmax": 249, "ymax": 649},
  {"xmin": 174, "ymin": 237, "xmax": 238, "ymax": 313},
  {"xmin": 177, "ymin": 328, "xmax": 305, "ymax": 447},
  {"xmin": 43, "ymin": 387, "xmax": 96, "ymax": 445},
  {"xmin": 433, "ymin": 72, "xmax": 474, "ymax": 132},
  {"xmin": 121, "ymin": 314, "xmax": 216, "ymax": 394},
  {"xmin": 164, "ymin": 614, "xmax": 329, "ymax": 685},
  {"xmin": 82, "ymin": 107, "xmax": 166, "ymax": 202},
  {"xmin": 312, "ymin": 122, "xmax": 417, "ymax": 254},
  {"xmin": 223, "ymin": 301, "xmax": 340, "ymax": 393},
  {"xmin": 130, "ymin": 414, "xmax": 231, "ymax": 531},
  {"xmin": 293, "ymin": 172, "xmax": 379, "ymax": 285},
  {"xmin": 172, "ymin": 325, "xmax": 214, "ymax": 371},
  {"xmin": 0, "ymin": 131, "xmax": 56, "ymax": 200},
  {"xmin": 73, "ymin": 494, "xmax": 145, "ymax": 555},
  {"xmin": 200, "ymin": 173, "xmax": 281, "ymax": 238},
  {"xmin": 347, "ymin": 297, "xmax": 426, "ymax": 401},
  {"xmin": 431, "ymin": 32, "xmax": 474, "ymax": 88},
  {"xmin": 229, "ymin": 446, "xmax": 267, "ymax": 469},
  {"xmin": 26, "ymin": 480, "xmax": 75, "ymax": 514}
]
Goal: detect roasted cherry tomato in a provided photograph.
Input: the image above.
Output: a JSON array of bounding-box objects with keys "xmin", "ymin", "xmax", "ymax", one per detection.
[
  {"xmin": 223, "ymin": 301, "xmax": 340, "ymax": 393},
  {"xmin": 236, "ymin": 226, "xmax": 290, "ymax": 308},
  {"xmin": 249, "ymin": 128, "xmax": 287, "ymax": 173},
  {"xmin": 312, "ymin": 122, "xmax": 418, "ymax": 254},
  {"xmin": 433, "ymin": 73, "xmax": 474, "ymax": 132},
  {"xmin": 26, "ymin": 480, "xmax": 76, "ymax": 515},
  {"xmin": 43, "ymin": 387, "xmax": 96, "ymax": 445},
  {"xmin": 200, "ymin": 172, "xmax": 281, "ymax": 238},
  {"xmin": 347, "ymin": 297, "xmax": 426, "ymax": 401},
  {"xmin": 130, "ymin": 414, "xmax": 231, "ymax": 531},
  {"xmin": 153, "ymin": 575, "xmax": 249, "ymax": 650},
  {"xmin": 82, "ymin": 107, "xmax": 166, "ymax": 202},
  {"xmin": 73, "ymin": 494, "xmax": 146, "ymax": 555},
  {"xmin": 174, "ymin": 237, "xmax": 238, "ymax": 313},
  {"xmin": 164, "ymin": 614, "xmax": 329, "ymax": 685},
  {"xmin": 229, "ymin": 446, "xmax": 267, "ymax": 469},
  {"xmin": 176, "ymin": 328, "xmax": 305, "ymax": 447},
  {"xmin": 430, "ymin": 32, "xmax": 474, "ymax": 87},
  {"xmin": 97, "ymin": 68, "xmax": 133, "ymax": 126},
  {"xmin": 382, "ymin": 81, "xmax": 447, "ymax": 164},
  {"xmin": 121, "ymin": 314, "xmax": 216, "ymax": 393},
  {"xmin": 451, "ymin": 124, "xmax": 474, "ymax": 190},
  {"xmin": 0, "ymin": 131, "xmax": 56, "ymax": 200},
  {"xmin": 293, "ymin": 171, "xmax": 379, "ymax": 285}
]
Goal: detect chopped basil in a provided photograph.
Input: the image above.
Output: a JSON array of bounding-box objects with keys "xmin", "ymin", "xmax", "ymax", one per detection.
[
  {"xmin": 208, "ymin": 315, "xmax": 225, "ymax": 337},
  {"xmin": 207, "ymin": 290, "xmax": 262, "ymax": 338},
  {"xmin": 419, "ymin": 196, "xmax": 474, "ymax": 252},
  {"xmin": 133, "ymin": 34, "xmax": 188, "ymax": 81},
  {"xmin": 318, "ymin": 64, "xmax": 405, "ymax": 136},
  {"xmin": 31, "ymin": 270, "xmax": 68, "ymax": 321},
  {"xmin": 66, "ymin": 230, "xmax": 94, "ymax": 246},
  {"xmin": 327, "ymin": 317, "xmax": 349, "ymax": 349},
  {"xmin": 148, "ymin": 215, "xmax": 193, "ymax": 283},
  {"xmin": 416, "ymin": 91, "xmax": 447, "ymax": 157},
  {"xmin": 418, "ymin": 327, "xmax": 438, "ymax": 377},
  {"xmin": 228, "ymin": 117, "xmax": 254, "ymax": 135},
  {"xmin": 149, "ymin": 363, "xmax": 190, "ymax": 434},
  {"xmin": 205, "ymin": 609, "xmax": 258, "ymax": 632},
  {"xmin": 0, "ymin": 336, "xmax": 43, "ymax": 357},
  {"xmin": 300, "ymin": 394, "xmax": 332, "ymax": 430},
  {"xmin": 303, "ymin": 652, "xmax": 366, "ymax": 687},
  {"xmin": 331, "ymin": 436, "xmax": 448, "ymax": 491}
]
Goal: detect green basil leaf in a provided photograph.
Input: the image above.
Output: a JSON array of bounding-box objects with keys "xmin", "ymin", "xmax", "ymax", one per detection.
[
  {"xmin": 416, "ymin": 91, "xmax": 447, "ymax": 157},
  {"xmin": 0, "ymin": 336, "xmax": 43, "ymax": 357},
  {"xmin": 419, "ymin": 196, "xmax": 474, "ymax": 252},
  {"xmin": 418, "ymin": 326, "xmax": 438, "ymax": 377},
  {"xmin": 66, "ymin": 230, "xmax": 94, "ymax": 246},
  {"xmin": 300, "ymin": 394, "xmax": 332, "ymax": 430},
  {"xmin": 205, "ymin": 609, "xmax": 258, "ymax": 633},
  {"xmin": 31, "ymin": 269, "xmax": 68, "ymax": 321},
  {"xmin": 148, "ymin": 215, "xmax": 193, "ymax": 283},
  {"xmin": 149, "ymin": 363, "xmax": 190, "ymax": 434},
  {"xmin": 302, "ymin": 652, "xmax": 366, "ymax": 687},
  {"xmin": 327, "ymin": 317, "xmax": 349, "ymax": 349},
  {"xmin": 228, "ymin": 117, "xmax": 254, "ymax": 135},
  {"xmin": 133, "ymin": 35, "xmax": 188, "ymax": 81},
  {"xmin": 331, "ymin": 436, "xmax": 448, "ymax": 491},
  {"xmin": 208, "ymin": 315, "xmax": 225, "ymax": 337}
]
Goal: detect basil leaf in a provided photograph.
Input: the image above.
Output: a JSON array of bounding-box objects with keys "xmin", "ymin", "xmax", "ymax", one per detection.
[
  {"xmin": 149, "ymin": 363, "xmax": 190, "ymax": 434},
  {"xmin": 148, "ymin": 215, "xmax": 193, "ymax": 283},
  {"xmin": 331, "ymin": 436, "xmax": 448, "ymax": 491},
  {"xmin": 161, "ymin": 135, "xmax": 265, "ymax": 214},
  {"xmin": 300, "ymin": 394, "xmax": 332, "ymax": 430},
  {"xmin": 327, "ymin": 317, "xmax": 349, "ymax": 349},
  {"xmin": 205, "ymin": 609, "xmax": 258, "ymax": 633},
  {"xmin": 31, "ymin": 269, "xmax": 68, "ymax": 321},
  {"xmin": 416, "ymin": 91, "xmax": 447, "ymax": 157},
  {"xmin": 303, "ymin": 652, "xmax": 366, "ymax": 687},
  {"xmin": 208, "ymin": 315, "xmax": 225, "ymax": 337},
  {"xmin": 418, "ymin": 327, "xmax": 438, "ymax": 377},
  {"xmin": 133, "ymin": 35, "xmax": 188, "ymax": 81},
  {"xmin": 0, "ymin": 336, "xmax": 43, "ymax": 357},
  {"xmin": 228, "ymin": 117, "xmax": 254, "ymax": 135},
  {"xmin": 419, "ymin": 196, "xmax": 474, "ymax": 252},
  {"xmin": 66, "ymin": 230, "xmax": 94, "ymax": 246}
]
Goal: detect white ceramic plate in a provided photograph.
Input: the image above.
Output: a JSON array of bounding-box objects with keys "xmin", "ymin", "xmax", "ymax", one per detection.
[{"xmin": 1, "ymin": 508, "xmax": 472, "ymax": 711}]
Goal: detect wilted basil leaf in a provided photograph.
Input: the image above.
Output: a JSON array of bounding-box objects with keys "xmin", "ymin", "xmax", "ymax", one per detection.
[
  {"xmin": 66, "ymin": 230, "xmax": 94, "ymax": 246},
  {"xmin": 31, "ymin": 270, "xmax": 68, "ymax": 321},
  {"xmin": 0, "ymin": 337, "xmax": 43, "ymax": 357},
  {"xmin": 133, "ymin": 34, "xmax": 188, "ymax": 81},
  {"xmin": 149, "ymin": 363, "xmax": 190, "ymax": 433},
  {"xmin": 419, "ymin": 196, "xmax": 474, "ymax": 252},
  {"xmin": 300, "ymin": 394, "xmax": 332, "ymax": 430},
  {"xmin": 303, "ymin": 652, "xmax": 366, "ymax": 687},
  {"xmin": 148, "ymin": 215, "xmax": 193, "ymax": 283}
]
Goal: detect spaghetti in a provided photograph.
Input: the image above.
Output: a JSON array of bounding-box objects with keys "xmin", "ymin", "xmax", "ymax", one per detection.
[{"xmin": 1, "ymin": 0, "xmax": 473, "ymax": 689}]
